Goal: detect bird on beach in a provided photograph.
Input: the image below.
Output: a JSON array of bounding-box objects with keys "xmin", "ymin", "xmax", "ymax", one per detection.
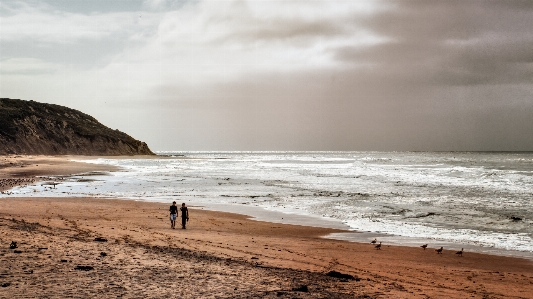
[
  {"xmin": 456, "ymin": 248, "xmax": 463, "ymax": 257},
  {"xmin": 371, "ymin": 238, "xmax": 377, "ymax": 244},
  {"xmin": 421, "ymin": 244, "xmax": 428, "ymax": 250},
  {"xmin": 375, "ymin": 242, "xmax": 382, "ymax": 250},
  {"xmin": 435, "ymin": 246, "xmax": 443, "ymax": 254}
]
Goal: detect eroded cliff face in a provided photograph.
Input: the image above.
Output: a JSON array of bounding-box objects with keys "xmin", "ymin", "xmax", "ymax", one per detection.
[{"xmin": 0, "ymin": 98, "xmax": 154, "ymax": 155}]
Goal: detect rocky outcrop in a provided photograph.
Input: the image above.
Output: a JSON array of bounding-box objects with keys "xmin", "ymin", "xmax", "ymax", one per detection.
[{"xmin": 0, "ymin": 98, "xmax": 154, "ymax": 155}]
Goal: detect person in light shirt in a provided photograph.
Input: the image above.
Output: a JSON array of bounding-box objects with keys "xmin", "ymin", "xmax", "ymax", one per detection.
[{"xmin": 169, "ymin": 201, "xmax": 178, "ymax": 229}]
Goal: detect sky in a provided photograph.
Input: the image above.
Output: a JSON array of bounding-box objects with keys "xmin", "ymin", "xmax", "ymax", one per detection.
[{"xmin": 1, "ymin": 0, "xmax": 532, "ymax": 151}]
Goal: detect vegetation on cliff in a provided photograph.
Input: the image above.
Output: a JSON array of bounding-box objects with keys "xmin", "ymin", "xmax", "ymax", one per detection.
[{"xmin": 0, "ymin": 98, "xmax": 154, "ymax": 155}]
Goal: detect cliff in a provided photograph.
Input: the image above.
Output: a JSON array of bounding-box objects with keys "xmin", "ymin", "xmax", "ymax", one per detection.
[{"xmin": 0, "ymin": 98, "xmax": 155, "ymax": 156}]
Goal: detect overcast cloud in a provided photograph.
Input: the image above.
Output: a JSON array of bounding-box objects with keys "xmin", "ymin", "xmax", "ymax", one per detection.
[{"xmin": 1, "ymin": 0, "xmax": 532, "ymax": 151}]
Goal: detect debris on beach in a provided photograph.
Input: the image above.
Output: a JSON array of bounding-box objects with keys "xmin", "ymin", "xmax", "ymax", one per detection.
[
  {"xmin": 326, "ymin": 271, "xmax": 356, "ymax": 280},
  {"xmin": 74, "ymin": 265, "xmax": 94, "ymax": 271},
  {"xmin": 9, "ymin": 241, "xmax": 17, "ymax": 249},
  {"xmin": 291, "ymin": 285, "xmax": 309, "ymax": 292}
]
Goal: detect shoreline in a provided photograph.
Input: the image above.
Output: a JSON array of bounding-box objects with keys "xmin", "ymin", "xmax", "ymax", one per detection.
[
  {"xmin": 3, "ymin": 155, "xmax": 533, "ymax": 261},
  {"xmin": 0, "ymin": 155, "xmax": 119, "ymax": 192},
  {"xmin": 2, "ymin": 155, "xmax": 533, "ymax": 298},
  {"xmin": 198, "ymin": 202, "xmax": 533, "ymax": 261}
]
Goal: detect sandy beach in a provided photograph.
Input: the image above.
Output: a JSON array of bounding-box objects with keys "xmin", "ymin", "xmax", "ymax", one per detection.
[{"xmin": 1, "ymin": 156, "xmax": 533, "ymax": 298}]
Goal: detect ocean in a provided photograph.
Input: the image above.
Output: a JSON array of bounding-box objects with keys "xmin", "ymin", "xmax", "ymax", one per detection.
[{"xmin": 3, "ymin": 151, "xmax": 533, "ymax": 259}]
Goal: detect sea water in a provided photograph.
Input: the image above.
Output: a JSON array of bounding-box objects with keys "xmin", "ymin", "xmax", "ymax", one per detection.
[{"xmin": 3, "ymin": 152, "xmax": 533, "ymax": 258}]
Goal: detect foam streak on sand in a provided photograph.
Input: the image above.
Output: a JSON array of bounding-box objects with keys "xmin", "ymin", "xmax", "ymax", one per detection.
[{"xmin": 1, "ymin": 155, "xmax": 533, "ymax": 298}]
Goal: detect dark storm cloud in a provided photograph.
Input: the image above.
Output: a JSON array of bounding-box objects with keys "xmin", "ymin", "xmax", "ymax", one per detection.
[{"xmin": 332, "ymin": 1, "xmax": 533, "ymax": 87}]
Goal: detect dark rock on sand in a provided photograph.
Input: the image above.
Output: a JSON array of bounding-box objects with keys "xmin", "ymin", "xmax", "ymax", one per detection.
[
  {"xmin": 9, "ymin": 241, "xmax": 17, "ymax": 249},
  {"xmin": 292, "ymin": 285, "xmax": 309, "ymax": 292},
  {"xmin": 94, "ymin": 237, "xmax": 108, "ymax": 242},
  {"xmin": 75, "ymin": 265, "xmax": 94, "ymax": 271},
  {"xmin": 0, "ymin": 98, "xmax": 154, "ymax": 155},
  {"xmin": 326, "ymin": 271, "xmax": 356, "ymax": 280}
]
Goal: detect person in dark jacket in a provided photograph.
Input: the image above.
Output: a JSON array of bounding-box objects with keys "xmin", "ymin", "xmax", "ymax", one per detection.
[{"xmin": 180, "ymin": 203, "xmax": 189, "ymax": 229}]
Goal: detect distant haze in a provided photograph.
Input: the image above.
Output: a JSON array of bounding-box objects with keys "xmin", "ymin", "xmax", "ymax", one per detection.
[{"xmin": 1, "ymin": 0, "xmax": 532, "ymax": 151}]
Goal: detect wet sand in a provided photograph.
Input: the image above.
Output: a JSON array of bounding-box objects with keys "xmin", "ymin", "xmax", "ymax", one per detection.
[
  {"xmin": 0, "ymin": 155, "xmax": 118, "ymax": 192},
  {"xmin": 1, "ymin": 156, "xmax": 533, "ymax": 298}
]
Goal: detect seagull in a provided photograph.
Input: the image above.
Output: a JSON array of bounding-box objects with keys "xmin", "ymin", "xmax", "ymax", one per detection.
[
  {"xmin": 456, "ymin": 248, "xmax": 463, "ymax": 257},
  {"xmin": 371, "ymin": 238, "xmax": 377, "ymax": 244},
  {"xmin": 421, "ymin": 244, "xmax": 428, "ymax": 250},
  {"xmin": 435, "ymin": 246, "xmax": 443, "ymax": 254},
  {"xmin": 375, "ymin": 242, "xmax": 382, "ymax": 250}
]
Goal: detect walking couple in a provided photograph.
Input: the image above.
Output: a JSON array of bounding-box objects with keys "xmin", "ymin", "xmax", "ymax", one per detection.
[{"xmin": 169, "ymin": 201, "xmax": 189, "ymax": 229}]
